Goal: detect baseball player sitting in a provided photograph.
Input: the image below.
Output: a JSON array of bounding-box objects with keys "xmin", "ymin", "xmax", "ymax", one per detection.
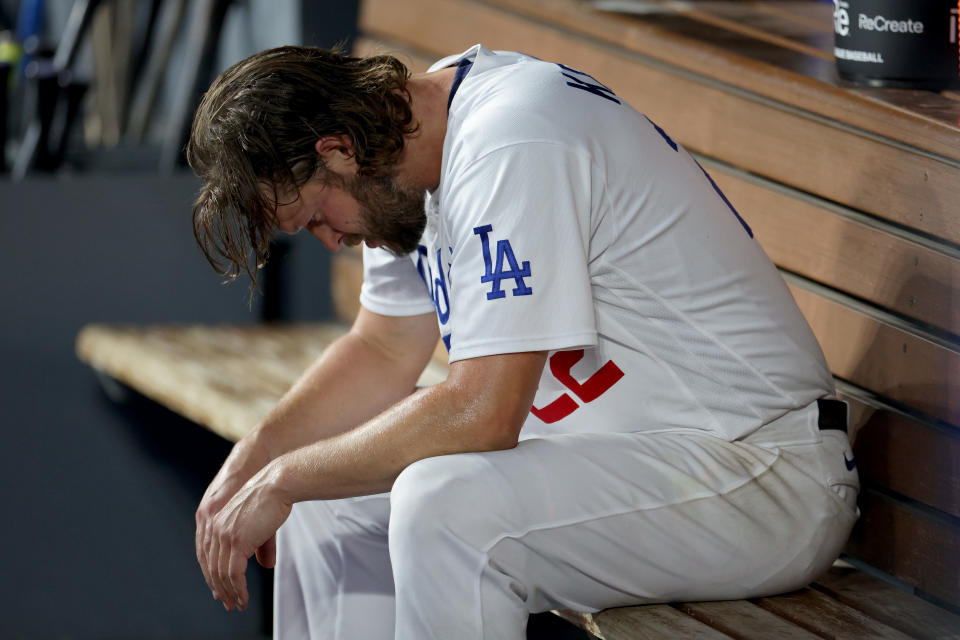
[{"xmin": 188, "ymin": 45, "xmax": 860, "ymax": 639}]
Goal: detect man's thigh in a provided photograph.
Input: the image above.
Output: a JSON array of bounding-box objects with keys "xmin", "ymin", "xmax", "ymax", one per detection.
[{"xmin": 389, "ymin": 430, "xmax": 856, "ymax": 613}]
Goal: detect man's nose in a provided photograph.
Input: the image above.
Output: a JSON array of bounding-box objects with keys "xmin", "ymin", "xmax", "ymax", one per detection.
[{"xmin": 309, "ymin": 224, "xmax": 343, "ymax": 251}]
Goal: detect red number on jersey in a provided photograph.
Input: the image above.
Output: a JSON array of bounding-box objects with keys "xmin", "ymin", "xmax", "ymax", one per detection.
[{"xmin": 530, "ymin": 349, "xmax": 624, "ymax": 423}]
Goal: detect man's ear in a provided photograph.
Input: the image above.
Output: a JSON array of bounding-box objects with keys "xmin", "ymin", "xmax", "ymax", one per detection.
[
  {"xmin": 315, "ymin": 136, "xmax": 357, "ymax": 175},
  {"xmin": 314, "ymin": 135, "xmax": 354, "ymax": 161}
]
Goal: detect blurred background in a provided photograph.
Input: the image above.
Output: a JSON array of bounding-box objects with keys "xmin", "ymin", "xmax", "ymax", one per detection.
[{"xmin": 0, "ymin": 1, "xmax": 358, "ymax": 637}]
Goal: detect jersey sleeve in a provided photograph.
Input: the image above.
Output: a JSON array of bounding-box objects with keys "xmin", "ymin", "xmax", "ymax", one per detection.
[
  {"xmin": 445, "ymin": 142, "xmax": 597, "ymax": 362},
  {"xmin": 359, "ymin": 245, "xmax": 435, "ymax": 316}
]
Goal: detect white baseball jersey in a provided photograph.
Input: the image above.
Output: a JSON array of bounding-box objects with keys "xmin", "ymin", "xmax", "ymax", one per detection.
[{"xmin": 360, "ymin": 44, "xmax": 833, "ymax": 442}]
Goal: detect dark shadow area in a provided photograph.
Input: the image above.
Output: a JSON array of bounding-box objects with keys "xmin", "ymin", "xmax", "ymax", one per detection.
[
  {"xmin": 527, "ymin": 611, "xmax": 594, "ymax": 639},
  {"xmin": 0, "ymin": 348, "xmax": 272, "ymax": 639},
  {"xmin": 0, "ymin": 174, "xmax": 328, "ymax": 638}
]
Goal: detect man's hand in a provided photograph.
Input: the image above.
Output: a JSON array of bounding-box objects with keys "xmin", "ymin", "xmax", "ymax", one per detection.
[
  {"xmin": 198, "ymin": 462, "xmax": 292, "ymax": 611},
  {"xmin": 193, "ymin": 310, "xmax": 439, "ymax": 610},
  {"xmin": 195, "ymin": 437, "xmax": 271, "ymax": 608}
]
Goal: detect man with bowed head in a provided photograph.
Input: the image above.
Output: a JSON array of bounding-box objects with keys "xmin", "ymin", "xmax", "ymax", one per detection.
[{"xmin": 188, "ymin": 44, "xmax": 859, "ymax": 639}]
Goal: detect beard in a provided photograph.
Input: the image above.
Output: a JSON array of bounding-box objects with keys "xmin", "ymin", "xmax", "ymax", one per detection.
[{"xmin": 337, "ymin": 170, "xmax": 427, "ymax": 256}]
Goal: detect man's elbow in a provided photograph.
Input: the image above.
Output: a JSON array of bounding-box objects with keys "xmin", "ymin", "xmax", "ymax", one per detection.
[
  {"xmin": 484, "ymin": 431, "xmax": 521, "ymax": 452},
  {"xmin": 473, "ymin": 415, "xmax": 523, "ymax": 451}
]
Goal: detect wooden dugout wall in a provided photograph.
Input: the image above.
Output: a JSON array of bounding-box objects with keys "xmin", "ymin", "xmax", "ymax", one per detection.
[{"xmin": 345, "ymin": 0, "xmax": 960, "ymax": 610}]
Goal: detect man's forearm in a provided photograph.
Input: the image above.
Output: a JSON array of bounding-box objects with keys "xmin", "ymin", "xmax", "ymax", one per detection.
[
  {"xmin": 247, "ymin": 329, "xmax": 429, "ymax": 463},
  {"xmin": 264, "ymin": 350, "xmax": 547, "ymax": 501},
  {"xmin": 199, "ymin": 309, "xmax": 437, "ymax": 528}
]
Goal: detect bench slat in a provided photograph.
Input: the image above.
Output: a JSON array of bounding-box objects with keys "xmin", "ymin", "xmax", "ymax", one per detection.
[
  {"xmin": 675, "ymin": 600, "xmax": 822, "ymax": 639},
  {"xmin": 603, "ymin": 4, "xmax": 833, "ymax": 77},
  {"xmin": 846, "ymin": 490, "xmax": 960, "ymax": 609},
  {"xmin": 484, "ymin": 0, "xmax": 960, "ymax": 157},
  {"xmin": 593, "ymin": 604, "xmax": 733, "ymax": 639},
  {"xmin": 75, "ymin": 323, "xmax": 448, "ymax": 442},
  {"xmin": 788, "ymin": 284, "xmax": 960, "ymax": 428},
  {"xmin": 753, "ymin": 588, "xmax": 915, "ymax": 639},
  {"xmin": 845, "ymin": 397, "xmax": 960, "ymax": 520},
  {"xmin": 666, "ymin": 0, "xmax": 834, "ymax": 58},
  {"xmin": 76, "ymin": 324, "xmax": 339, "ymax": 441},
  {"xmin": 711, "ymin": 164, "xmax": 960, "ymax": 337},
  {"xmin": 814, "ymin": 566, "xmax": 960, "ymax": 640}
]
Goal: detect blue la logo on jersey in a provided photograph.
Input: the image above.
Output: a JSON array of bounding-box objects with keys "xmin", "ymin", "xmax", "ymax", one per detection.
[{"xmin": 473, "ymin": 225, "xmax": 532, "ymax": 300}]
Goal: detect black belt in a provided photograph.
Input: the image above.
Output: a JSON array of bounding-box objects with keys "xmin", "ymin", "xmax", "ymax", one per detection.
[{"xmin": 817, "ymin": 398, "xmax": 847, "ymax": 433}]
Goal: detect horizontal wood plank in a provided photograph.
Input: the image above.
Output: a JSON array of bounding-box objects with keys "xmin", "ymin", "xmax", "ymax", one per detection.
[
  {"xmin": 753, "ymin": 587, "xmax": 914, "ymax": 639},
  {"xmin": 359, "ymin": 0, "xmax": 960, "ymax": 246},
  {"xmin": 76, "ymin": 323, "xmax": 347, "ymax": 442},
  {"xmin": 592, "ymin": 3, "xmax": 834, "ymax": 78},
  {"xmin": 484, "ymin": 0, "xmax": 960, "ymax": 159},
  {"xmin": 75, "ymin": 323, "xmax": 449, "ymax": 442},
  {"xmin": 709, "ymin": 163, "xmax": 960, "ymax": 337},
  {"xmin": 674, "ymin": 0, "xmax": 834, "ymax": 56},
  {"xmin": 843, "ymin": 394, "xmax": 960, "ymax": 520},
  {"xmin": 789, "ymin": 284, "xmax": 960, "ymax": 428},
  {"xmin": 662, "ymin": 0, "xmax": 833, "ymax": 60},
  {"xmin": 814, "ymin": 565, "xmax": 960, "ymax": 639},
  {"xmin": 846, "ymin": 490, "xmax": 960, "ymax": 609},
  {"xmin": 675, "ymin": 599, "xmax": 822, "ymax": 639},
  {"xmin": 751, "ymin": 0, "xmax": 835, "ymax": 33},
  {"xmin": 594, "ymin": 604, "xmax": 733, "ymax": 639}
]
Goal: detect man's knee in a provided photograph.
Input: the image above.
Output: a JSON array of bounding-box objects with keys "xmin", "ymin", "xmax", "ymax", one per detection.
[{"xmin": 389, "ymin": 452, "xmax": 502, "ymax": 558}]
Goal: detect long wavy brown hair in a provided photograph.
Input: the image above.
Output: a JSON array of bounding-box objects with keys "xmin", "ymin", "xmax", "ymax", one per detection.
[{"xmin": 186, "ymin": 45, "xmax": 416, "ymax": 289}]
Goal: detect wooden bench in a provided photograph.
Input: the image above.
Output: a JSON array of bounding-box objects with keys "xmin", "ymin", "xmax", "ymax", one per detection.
[{"xmin": 77, "ymin": 0, "xmax": 960, "ymax": 636}]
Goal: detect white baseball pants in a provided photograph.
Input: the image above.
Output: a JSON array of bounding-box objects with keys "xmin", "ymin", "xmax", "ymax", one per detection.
[{"xmin": 273, "ymin": 400, "xmax": 859, "ymax": 639}]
